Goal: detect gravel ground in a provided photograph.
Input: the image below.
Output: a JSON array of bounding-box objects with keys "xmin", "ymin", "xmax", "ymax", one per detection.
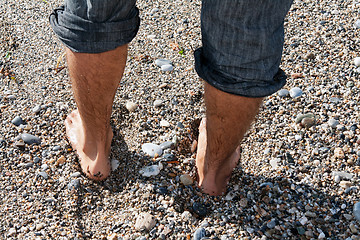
[{"xmin": 1, "ymin": 0, "xmax": 360, "ymax": 239}]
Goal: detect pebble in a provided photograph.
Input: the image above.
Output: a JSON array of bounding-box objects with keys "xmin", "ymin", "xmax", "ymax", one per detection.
[
  {"xmin": 126, "ymin": 101, "xmax": 138, "ymax": 112},
  {"xmin": 15, "ymin": 139, "xmax": 25, "ymax": 148},
  {"xmin": 52, "ymin": 145, "xmax": 61, "ymax": 151},
  {"xmin": 68, "ymin": 179, "xmax": 80, "ymax": 190},
  {"xmin": 160, "ymin": 141, "xmax": 174, "ymax": 150},
  {"xmin": 355, "ymin": 20, "xmax": 360, "ymax": 29},
  {"xmin": 70, "ymin": 172, "xmax": 81, "ymax": 178},
  {"xmin": 239, "ymin": 198, "xmax": 248, "ymax": 208},
  {"xmin": 301, "ymin": 117, "xmax": 316, "ymax": 128},
  {"xmin": 21, "ymin": 133, "xmax": 41, "ymax": 145},
  {"xmin": 11, "ymin": 116, "xmax": 24, "ymax": 126},
  {"xmin": 193, "ymin": 228, "xmax": 206, "ymax": 240},
  {"xmin": 354, "ymin": 57, "xmax": 360, "ymax": 67},
  {"xmin": 332, "ymin": 171, "xmax": 353, "ymax": 180},
  {"xmin": 153, "ymin": 100, "xmax": 163, "ymax": 108},
  {"xmin": 141, "ymin": 143, "xmax": 163, "ymax": 157},
  {"xmin": 37, "ymin": 171, "xmax": 48, "ymax": 180},
  {"xmin": 354, "ymin": 202, "xmax": 360, "ymax": 222},
  {"xmin": 277, "ymin": 89, "xmax": 289, "ymax": 97},
  {"xmin": 179, "ymin": 174, "xmax": 193, "ymax": 185},
  {"xmin": 139, "ymin": 164, "xmax": 161, "ymax": 177},
  {"xmin": 328, "ymin": 118, "xmax": 339, "ymax": 128},
  {"xmin": 161, "ymin": 64, "xmax": 174, "ymax": 71},
  {"xmin": 266, "ymin": 219, "xmax": 276, "ymax": 229},
  {"xmin": 160, "ymin": 120, "xmax": 170, "ymax": 127},
  {"xmin": 289, "ymin": 87, "xmax": 303, "ymax": 98},
  {"xmin": 334, "ymin": 147, "xmax": 345, "ymax": 159},
  {"xmin": 111, "ymin": 159, "xmax": 120, "ymax": 171},
  {"xmin": 295, "ymin": 113, "xmax": 315, "ymax": 124},
  {"xmin": 270, "ymin": 158, "xmax": 280, "ymax": 169},
  {"xmin": 192, "ymin": 202, "xmax": 207, "ymax": 217},
  {"xmin": 155, "ymin": 59, "xmax": 172, "ymax": 67},
  {"xmin": 32, "ymin": 105, "xmax": 42, "ymax": 114},
  {"xmin": 135, "ymin": 213, "xmax": 156, "ymax": 232}
]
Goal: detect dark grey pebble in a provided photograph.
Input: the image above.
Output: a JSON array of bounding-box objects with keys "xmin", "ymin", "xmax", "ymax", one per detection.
[
  {"xmin": 68, "ymin": 179, "xmax": 81, "ymax": 190},
  {"xmin": 38, "ymin": 171, "xmax": 48, "ymax": 180},
  {"xmin": 177, "ymin": 122, "xmax": 185, "ymax": 129},
  {"xmin": 34, "ymin": 157, "xmax": 41, "ymax": 163},
  {"xmin": 12, "ymin": 116, "xmax": 24, "ymax": 126},
  {"xmin": 163, "ymin": 153, "xmax": 176, "ymax": 161},
  {"xmin": 21, "ymin": 133, "xmax": 41, "ymax": 145},
  {"xmin": 267, "ymin": 219, "xmax": 276, "ymax": 229},
  {"xmin": 193, "ymin": 227, "xmax": 206, "ymax": 240},
  {"xmin": 192, "ymin": 202, "xmax": 208, "ymax": 217},
  {"xmin": 24, "ymin": 162, "xmax": 33, "ymax": 168}
]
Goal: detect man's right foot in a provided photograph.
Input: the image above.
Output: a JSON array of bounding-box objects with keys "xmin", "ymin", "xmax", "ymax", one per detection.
[
  {"xmin": 195, "ymin": 118, "xmax": 241, "ymax": 196},
  {"xmin": 64, "ymin": 110, "xmax": 113, "ymax": 181}
]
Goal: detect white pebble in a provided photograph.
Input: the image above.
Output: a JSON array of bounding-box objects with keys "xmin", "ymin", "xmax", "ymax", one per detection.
[
  {"xmin": 125, "ymin": 101, "xmax": 138, "ymax": 112},
  {"xmin": 180, "ymin": 174, "xmax": 193, "ymax": 185},
  {"xmin": 161, "ymin": 64, "xmax": 174, "ymax": 71},
  {"xmin": 355, "ymin": 19, "xmax": 360, "ymax": 29},
  {"xmin": 111, "ymin": 159, "xmax": 120, "ymax": 171},
  {"xmin": 142, "ymin": 143, "xmax": 163, "ymax": 157},
  {"xmin": 354, "ymin": 57, "xmax": 360, "ymax": 67},
  {"xmin": 289, "ymin": 87, "xmax": 303, "ymax": 98},
  {"xmin": 278, "ymin": 89, "xmax": 289, "ymax": 97},
  {"xmin": 153, "ymin": 100, "xmax": 163, "ymax": 108},
  {"xmin": 155, "ymin": 59, "xmax": 172, "ymax": 67},
  {"xmin": 160, "ymin": 120, "xmax": 170, "ymax": 127},
  {"xmin": 139, "ymin": 165, "xmax": 160, "ymax": 177}
]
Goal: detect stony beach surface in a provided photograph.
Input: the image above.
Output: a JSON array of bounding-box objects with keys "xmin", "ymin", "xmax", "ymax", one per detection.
[{"xmin": 1, "ymin": 0, "xmax": 360, "ymax": 239}]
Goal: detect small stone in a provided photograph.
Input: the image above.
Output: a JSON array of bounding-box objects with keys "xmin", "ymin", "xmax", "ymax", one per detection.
[
  {"xmin": 192, "ymin": 202, "xmax": 207, "ymax": 217},
  {"xmin": 318, "ymin": 232, "xmax": 325, "ymax": 239},
  {"xmin": 108, "ymin": 233, "xmax": 119, "ymax": 240},
  {"xmin": 12, "ymin": 116, "xmax": 24, "ymax": 126},
  {"xmin": 299, "ymin": 216, "xmax": 308, "ymax": 225},
  {"xmin": 289, "ymin": 87, "xmax": 303, "ymax": 98},
  {"xmin": 161, "ymin": 64, "xmax": 173, "ymax": 71},
  {"xmin": 239, "ymin": 198, "xmax": 248, "ymax": 208},
  {"xmin": 328, "ymin": 118, "xmax": 339, "ymax": 128},
  {"xmin": 278, "ymin": 89, "xmax": 289, "ymax": 97},
  {"xmin": 126, "ymin": 101, "xmax": 138, "ymax": 112},
  {"xmin": 135, "ymin": 213, "xmax": 156, "ymax": 232},
  {"xmin": 339, "ymin": 181, "xmax": 352, "ymax": 189},
  {"xmin": 267, "ymin": 219, "xmax": 276, "ymax": 229},
  {"xmin": 70, "ymin": 172, "xmax": 81, "ymax": 178},
  {"xmin": 334, "ymin": 148, "xmax": 345, "ymax": 159},
  {"xmin": 355, "ymin": 20, "xmax": 360, "ymax": 29},
  {"xmin": 305, "ymin": 211, "xmax": 317, "ymax": 218},
  {"xmin": 181, "ymin": 211, "xmax": 194, "ymax": 222},
  {"xmin": 305, "ymin": 52, "xmax": 315, "ymax": 60},
  {"xmin": 270, "ymin": 158, "xmax": 280, "ymax": 169},
  {"xmin": 41, "ymin": 163, "xmax": 49, "ymax": 171},
  {"xmin": 301, "ymin": 117, "xmax": 316, "ymax": 128},
  {"xmin": 350, "ymin": 223, "xmax": 358, "ymax": 234},
  {"xmin": 354, "ymin": 202, "xmax": 360, "ymax": 222},
  {"xmin": 56, "ymin": 156, "xmax": 66, "ymax": 165},
  {"xmin": 180, "ymin": 174, "xmax": 193, "ymax": 185},
  {"xmin": 111, "ymin": 159, "xmax": 120, "ymax": 171},
  {"xmin": 296, "ymin": 113, "xmax": 315, "ymax": 124},
  {"xmin": 332, "ymin": 171, "xmax": 353, "ymax": 180},
  {"xmin": 38, "ymin": 171, "xmax": 48, "ymax": 179},
  {"xmin": 343, "ymin": 214, "xmax": 353, "ymax": 220},
  {"xmin": 160, "ymin": 120, "xmax": 170, "ymax": 127},
  {"xmin": 140, "ymin": 165, "xmax": 161, "ymax": 177},
  {"xmin": 8, "ymin": 228, "xmax": 16, "ymax": 236},
  {"xmin": 68, "ymin": 179, "xmax": 81, "ymax": 190},
  {"xmin": 15, "ymin": 139, "xmax": 25, "ymax": 148},
  {"xmin": 153, "ymin": 100, "xmax": 163, "ymax": 108},
  {"xmin": 155, "ymin": 59, "xmax": 172, "ymax": 67},
  {"xmin": 21, "ymin": 133, "xmax": 41, "ymax": 145},
  {"xmin": 177, "ymin": 122, "xmax": 185, "ymax": 129},
  {"xmin": 259, "ymin": 182, "xmax": 274, "ymax": 189},
  {"xmin": 142, "ymin": 143, "xmax": 163, "ymax": 157},
  {"xmin": 35, "ymin": 223, "xmax": 45, "ymax": 231},
  {"xmin": 291, "ymin": 73, "xmax": 303, "ymax": 79},
  {"xmin": 160, "ymin": 141, "xmax": 174, "ymax": 150},
  {"xmin": 193, "ymin": 228, "xmax": 206, "ymax": 240},
  {"xmin": 32, "ymin": 105, "xmax": 42, "ymax": 114},
  {"xmin": 354, "ymin": 57, "xmax": 360, "ymax": 67}
]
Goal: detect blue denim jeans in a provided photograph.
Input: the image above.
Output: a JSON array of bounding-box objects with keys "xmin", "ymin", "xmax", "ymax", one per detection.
[{"xmin": 50, "ymin": 0, "xmax": 293, "ymax": 97}]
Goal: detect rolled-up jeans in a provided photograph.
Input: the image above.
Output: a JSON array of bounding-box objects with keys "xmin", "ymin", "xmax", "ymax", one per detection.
[{"xmin": 50, "ymin": 0, "xmax": 293, "ymax": 97}]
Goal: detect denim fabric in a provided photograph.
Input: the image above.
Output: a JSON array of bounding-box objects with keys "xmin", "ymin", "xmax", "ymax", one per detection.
[
  {"xmin": 49, "ymin": 0, "xmax": 140, "ymax": 53},
  {"xmin": 194, "ymin": 0, "xmax": 293, "ymax": 97},
  {"xmin": 50, "ymin": 0, "xmax": 293, "ymax": 97}
]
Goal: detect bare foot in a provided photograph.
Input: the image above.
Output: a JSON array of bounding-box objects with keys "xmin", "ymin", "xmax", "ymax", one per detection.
[
  {"xmin": 65, "ymin": 110, "xmax": 113, "ymax": 181},
  {"xmin": 196, "ymin": 118, "xmax": 240, "ymax": 196}
]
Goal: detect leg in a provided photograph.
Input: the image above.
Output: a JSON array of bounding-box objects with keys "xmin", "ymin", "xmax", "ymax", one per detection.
[
  {"xmin": 196, "ymin": 83, "xmax": 262, "ymax": 195},
  {"xmin": 65, "ymin": 45, "xmax": 127, "ymax": 180},
  {"xmin": 194, "ymin": 0, "xmax": 293, "ymax": 195}
]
